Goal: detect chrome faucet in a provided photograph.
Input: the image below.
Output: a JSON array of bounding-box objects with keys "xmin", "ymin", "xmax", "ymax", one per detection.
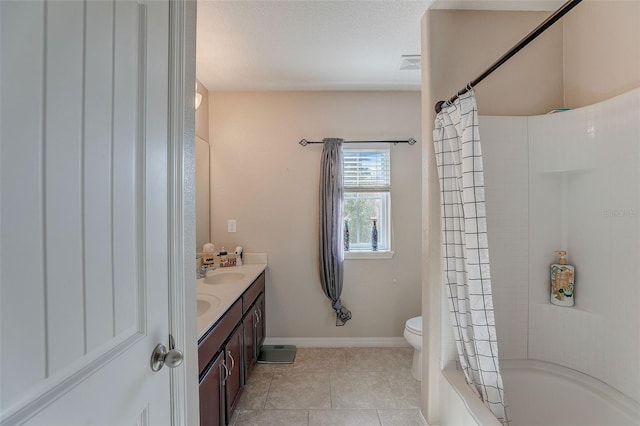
[{"xmin": 197, "ymin": 264, "xmax": 216, "ymax": 278}]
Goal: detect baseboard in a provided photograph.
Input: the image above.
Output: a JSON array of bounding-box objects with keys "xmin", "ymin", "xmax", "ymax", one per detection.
[
  {"xmin": 263, "ymin": 336, "xmax": 409, "ymax": 348},
  {"xmin": 418, "ymin": 410, "xmax": 430, "ymax": 426}
]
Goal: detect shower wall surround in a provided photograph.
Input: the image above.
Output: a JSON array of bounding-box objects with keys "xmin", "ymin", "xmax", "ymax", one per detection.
[
  {"xmin": 529, "ymin": 89, "xmax": 640, "ymax": 403},
  {"xmin": 480, "ymin": 89, "xmax": 640, "ymax": 404},
  {"xmin": 481, "ymin": 117, "xmax": 529, "ymax": 361}
]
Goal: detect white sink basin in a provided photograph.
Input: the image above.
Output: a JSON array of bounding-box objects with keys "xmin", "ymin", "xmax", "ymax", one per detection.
[
  {"xmin": 202, "ymin": 272, "xmax": 245, "ymax": 285},
  {"xmin": 197, "ymin": 294, "xmax": 221, "ymax": 316}
]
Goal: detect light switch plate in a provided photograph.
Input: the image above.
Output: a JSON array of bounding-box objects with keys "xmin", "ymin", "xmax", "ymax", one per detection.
[{"xmin": 228, "ymin": 219, "xmax": 236, "ymax": 233}]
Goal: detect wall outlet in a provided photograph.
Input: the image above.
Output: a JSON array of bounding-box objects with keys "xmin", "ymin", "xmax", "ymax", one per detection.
[{"xmin": 228, "ymin": 219, "xmax": 237, "ymax": 233}]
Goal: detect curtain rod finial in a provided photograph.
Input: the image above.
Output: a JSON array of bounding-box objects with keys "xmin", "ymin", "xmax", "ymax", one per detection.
[
  {"xmin": 435, "ymin": 100, "xmax": 445, "ymax": 114},
  {"xmin": 408, "ymin": 138, "xmax": 416, "ymax": 145},
  {"xmin": 299, "ymin": 139, "xmax": 309, "ymax": 147}
]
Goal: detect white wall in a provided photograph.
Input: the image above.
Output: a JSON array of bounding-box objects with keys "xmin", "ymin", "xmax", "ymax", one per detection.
[
  {"xmin": 208, "ymin": 91, "xmax": 422, "ymax": 339},
  {"xmin": 528, "ymin": 89, "xmax": 640, "ymax": 403},
  {"xmin": 479, "ymin": 89, "xmax": 640, "ymax": 404},
  {"xmin": 481, "ymin": 116, "xmax": 530, "ymax": 361}
]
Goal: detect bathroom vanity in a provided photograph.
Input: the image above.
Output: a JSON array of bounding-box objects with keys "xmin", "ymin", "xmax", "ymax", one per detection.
[{"xmin": 197, "ymin": 261, "xmax": 267, "ymax": 426}]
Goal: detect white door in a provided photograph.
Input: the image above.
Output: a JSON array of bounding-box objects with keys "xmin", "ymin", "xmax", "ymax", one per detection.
[{"xmin": 1, "ymin": 1, "xmax": 179, "ymax": 424}]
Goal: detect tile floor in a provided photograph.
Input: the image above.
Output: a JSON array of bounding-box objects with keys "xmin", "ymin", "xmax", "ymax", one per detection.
[{"xmin": 231, "ymin": 347, "xmax": 421, "ymax": 426}]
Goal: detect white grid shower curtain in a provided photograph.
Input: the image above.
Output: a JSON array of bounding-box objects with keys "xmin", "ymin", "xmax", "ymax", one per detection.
[{"xmin": 433, "ymin": 90, "xmax": 510, "ymax": 425}]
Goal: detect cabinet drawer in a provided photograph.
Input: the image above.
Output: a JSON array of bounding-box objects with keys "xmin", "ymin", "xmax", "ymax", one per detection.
[
  {"xmin": 242, "ymin": 272, "xmax": 265, "ymax": 314},
  {"xmin": 198, "ymin": 299, "xmax": 242, "ymax": 374}
]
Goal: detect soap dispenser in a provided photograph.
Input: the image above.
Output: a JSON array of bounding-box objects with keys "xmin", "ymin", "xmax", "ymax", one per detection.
[
  {"xmin": 218, "ymin": 247, "xmax": 228, "ymax": 267},
  {"xmin": 550, "ymin": 250, "xmax": 575, "ymax": 307}
]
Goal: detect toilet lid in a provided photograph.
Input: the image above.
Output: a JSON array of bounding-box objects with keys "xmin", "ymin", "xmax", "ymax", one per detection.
[{"xmin": 405, "ymin": 316, "xmax": 422, "ymax": 335}]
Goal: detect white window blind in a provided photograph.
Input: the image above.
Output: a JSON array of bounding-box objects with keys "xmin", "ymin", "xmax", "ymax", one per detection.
[
  {"xmin": 343, "ymin": 148, "xmax": 390, "ymax": 192},
  {"xmin": 343, "ymin": 146, "xmax": 391, "ymax": 253}
]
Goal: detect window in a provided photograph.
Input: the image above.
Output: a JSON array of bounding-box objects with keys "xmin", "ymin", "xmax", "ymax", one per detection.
[{"xmin": 343, "ymin": 145, "xmax": 392, "ymax": 257}]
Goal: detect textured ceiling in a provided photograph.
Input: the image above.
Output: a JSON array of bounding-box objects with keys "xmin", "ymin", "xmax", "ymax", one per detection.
[{"xmin": 196, "ymin": 0, "xmax": 564, "ymax": 91}]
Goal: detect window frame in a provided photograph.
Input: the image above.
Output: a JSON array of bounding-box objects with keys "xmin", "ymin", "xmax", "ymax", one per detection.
[{"xmin": 342, "ymin": 144, "xmax": 394, "ymax": 260}]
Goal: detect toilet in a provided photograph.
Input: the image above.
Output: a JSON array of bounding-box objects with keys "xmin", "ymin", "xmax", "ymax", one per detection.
[{"xmin": 404, "ymin": 316, "xmax": 423, "ymax": 381}]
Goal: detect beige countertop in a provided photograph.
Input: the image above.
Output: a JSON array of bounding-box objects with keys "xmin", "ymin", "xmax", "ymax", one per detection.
[{"xmin": 196, "ymin": 254, "xmax": 267, "ymax": 341}]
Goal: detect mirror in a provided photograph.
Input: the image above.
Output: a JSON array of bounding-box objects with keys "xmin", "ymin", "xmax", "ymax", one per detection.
[{"xmin": 195, "ymin": 136, "xmax": 210, "ymax": 252}]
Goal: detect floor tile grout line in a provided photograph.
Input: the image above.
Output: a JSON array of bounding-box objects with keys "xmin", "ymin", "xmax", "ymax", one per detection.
[
  {"xmin": 376, "ymin": 408, "xmax": 383, "ymax": 426},
  {"xmin": 261, "ymin": 371, "xmax": 274, "ymax": 409},
  {"xmin": 329, "ymin": 370, "xmax": 334, "ymax": 409}
]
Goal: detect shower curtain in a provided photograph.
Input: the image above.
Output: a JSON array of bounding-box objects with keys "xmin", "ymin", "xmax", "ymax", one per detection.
[
  {"xmin": 433, "ymin": 90, "xmax": 510, "ymax": 425},
  {"xmin": 319, "ymin": 138, "xmax": 352, "ymax": 326}
]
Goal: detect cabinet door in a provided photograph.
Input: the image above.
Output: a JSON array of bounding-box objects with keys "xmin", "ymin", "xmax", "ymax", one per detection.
[
  {"xmin": 256, "ymin": 292, "xmax": 266, "ymax": 349},
  {"xmin": 243, "ymin": 308, "xmax": 256, "ymax": 384},
  {"xmin": 199, "ymin": 352, "xmax": 225, "ymax": 426},
  {"xmin": 225, "ymin": 326, "xmax": 243, "ymax": 424}
]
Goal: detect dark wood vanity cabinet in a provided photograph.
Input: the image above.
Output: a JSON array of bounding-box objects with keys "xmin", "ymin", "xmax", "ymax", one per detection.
[
  {"xmin": 199, "ymin": 352, "xmax": 224, "ymax": 426},
  {"xmin": 245, "ymin": 291, "xmax": 265, "ymax": 370},
  {"xmin": 198, "ymin": 271, "xmax": 266, "ymax": 426},
  {"xmin": 242, "ymin": 312, "xmax": 256, "ymax": 383},
  {"xmin": 224, "ymin": 326, "xmax": 243, "ymax": 422},
  {"xmin": 241, "ymin": 273, "xmax": 265, "ymax": 382},
  {"xmin": 255, "ymin": 292, "xmax": 265, "ymax": 350}
]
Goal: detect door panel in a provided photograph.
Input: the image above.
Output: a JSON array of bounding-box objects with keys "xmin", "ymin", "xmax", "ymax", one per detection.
[
  {"xmin": 0, "ymin": 1, "xmax": 172, "ymax": 423},
  {"xmin": 112, "ymin": 0, "xmax": 141, "ymax": 335},
  {"xmin": 44, "ymin": 0, "xmax": 86, "ymax": 374},
  {"xmin": 84, "ymin": 0, "xmax": 116, "ymax": 352},
  {"xmin": 0, "ymin": 0, "xmax": 47, "ymax": 402}
]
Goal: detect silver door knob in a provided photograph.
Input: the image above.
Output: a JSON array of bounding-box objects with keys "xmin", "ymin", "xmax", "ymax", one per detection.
[{"xmin": 150, "ymin": 343, "xmax": 184, "ymax": 372}]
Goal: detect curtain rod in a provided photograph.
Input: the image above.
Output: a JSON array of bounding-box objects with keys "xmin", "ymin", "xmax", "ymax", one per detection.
[
  {"xmin": 434, "ymin": 0, "xmax": 583, "ymax": 114},
  {"xmin": 299, "ymin": 138, "xmax": 416, "ymax": 146}
]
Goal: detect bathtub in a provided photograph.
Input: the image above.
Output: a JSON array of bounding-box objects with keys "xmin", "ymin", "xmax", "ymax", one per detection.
[{"xmin": 442, "ymin": 359, "xmax": 640, "ymax": 426}]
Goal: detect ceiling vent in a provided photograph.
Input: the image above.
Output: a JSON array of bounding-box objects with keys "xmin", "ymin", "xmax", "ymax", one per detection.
[{"xmin": 399, "ymin": 55, "xmax": 421, "ymax": 70}]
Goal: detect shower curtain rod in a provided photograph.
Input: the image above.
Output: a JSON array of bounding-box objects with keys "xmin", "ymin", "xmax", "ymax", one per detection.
[
  {"xmin": 434, "ymin": 0, "xmax": 583, "ymax": 113},
  {"xmin": 299, "ymin": 138, "xmax": 416, "ymax": 146}
]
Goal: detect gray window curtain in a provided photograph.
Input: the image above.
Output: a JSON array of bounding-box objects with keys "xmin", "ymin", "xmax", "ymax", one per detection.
[{"xmin": 319, "ymin": 138, "xmax": 352, "ymax": 326}]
